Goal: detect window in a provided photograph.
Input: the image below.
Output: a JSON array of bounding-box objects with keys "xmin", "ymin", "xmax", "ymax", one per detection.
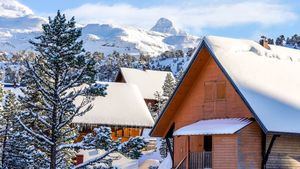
[
  {"xmin": 123, "ymin": 128, "xmax": 130, "ymax": 137},
  {"xmin": 204, "ymin": 135, "xmax": 212, "ymax": 152},
  {"xmin": 204, "ymin": 82, "xmax": 214, "ymax": 102},
  {"xmin": 116, "ymin": 128, "xmax": 123, "ymax": 137},
  {"xmin": 204, "ymin": 81, "xmax": 226, "ymax": 101},
  {"xmin": 216, "ymin": 82, "xmax": 226, "ymax": 100}
]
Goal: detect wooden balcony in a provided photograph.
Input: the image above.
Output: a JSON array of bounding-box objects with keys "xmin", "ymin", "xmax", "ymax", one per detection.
[{"xmin": 175, "ymin": 151, "xmax": 212, "ymax": 169}]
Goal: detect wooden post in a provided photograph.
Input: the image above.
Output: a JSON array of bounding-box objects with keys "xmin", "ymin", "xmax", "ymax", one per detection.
[
  {"xmin": 262, "ymin": 135, "xmax": 280, "ymax": 169},
  {"xmin": 166, "ymin": 138, "xmax": 174, "ymax": 162},
  {"xmin": 186, "ymin": 136, "xmax": 190, "ymax": 169}
]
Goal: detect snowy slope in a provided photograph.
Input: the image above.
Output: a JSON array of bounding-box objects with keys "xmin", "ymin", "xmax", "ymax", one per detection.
[{"xmin": 0, "ymin": 0, "xmax": 200, "ymax": 56}]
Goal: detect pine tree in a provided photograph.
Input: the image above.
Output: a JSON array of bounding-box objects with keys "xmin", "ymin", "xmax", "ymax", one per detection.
[
  {"xmin": 0, "ymin": 91, "xmax": 37, "ymax": 168},
  {"xmin": 275, "ymin": 35, "xmax": 285, "ymax": 46},
  {"xmin": 162, "ymin": 73, "xmax": 175, "ymax": 98},
  {"xmin": 17, "ymin": 11, "xmax": 107, "ymax": 169},
  {"xmin": 73, "ymin": 127, "xmax": 148, "ymax": 168},
  {"xmin": 176, "ymin": 68, "xmax": 184, "ymax": 84},
  {"xmin": 1, "ymin": 91, "xmax": 17, "ymax": 168},
  {"xmin": 149, "ymin": 73, "xmax": 175, "ymax": 121}
]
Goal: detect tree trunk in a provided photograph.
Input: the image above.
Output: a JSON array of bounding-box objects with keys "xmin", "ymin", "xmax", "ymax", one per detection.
[
  {"xmin": 1, "ymin": 124, "xmax": 9, "ymax": 168},
  {"xmin": 50, "ymin": 144, "xmax": 57, "ymax": 169},
  {"xmin": 50, "ymin": 72, "xmax": 59, "ymax": 169}
]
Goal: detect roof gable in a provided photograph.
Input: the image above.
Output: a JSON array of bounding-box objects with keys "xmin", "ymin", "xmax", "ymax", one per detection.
[{"xmin": 150, "ymin": 42, "xmax": 212, "ymax": 137}]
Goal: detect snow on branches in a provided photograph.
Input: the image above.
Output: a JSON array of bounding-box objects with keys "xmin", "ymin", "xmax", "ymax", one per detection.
[
  {"xmin": 70, "ymin": 127, "xmax": 148, "ymax": 169},
  {"xmin": 17, "ymin": 11, "xmax": 107, "ymax": 169}
]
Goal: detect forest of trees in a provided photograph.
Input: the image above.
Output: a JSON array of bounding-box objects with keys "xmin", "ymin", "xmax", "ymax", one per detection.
[
  {"xmin": 0, "ymin": 11, "xmax": 151, "ymax": 169},
  {"xmin": 260, "ymin": 34, "xmax": 300, "ymax": 49}
]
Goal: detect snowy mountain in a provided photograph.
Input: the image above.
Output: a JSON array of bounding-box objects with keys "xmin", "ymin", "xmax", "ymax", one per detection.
[
  {"xmin": 150, "ymin": 17, "xmax": 186, "ymax": 36},
  {"xmin": 0, "ymin": 0, "xmax": 200, "ymax": 56}
]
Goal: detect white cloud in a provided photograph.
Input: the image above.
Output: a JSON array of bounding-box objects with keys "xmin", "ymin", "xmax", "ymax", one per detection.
[{"xmin": 64, "ymin": 1, "xmax": 296, "ymax": 32}]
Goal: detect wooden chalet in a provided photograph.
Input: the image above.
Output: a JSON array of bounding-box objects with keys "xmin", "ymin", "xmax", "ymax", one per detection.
[
  {"xmin": 72, "ymin": 82, "xmax": 154, "ymax": 143},
  {"xmin": 150, "ymin": 36, "xmax": 300, "ymax": 169},
  {"xmin": 115, "ymin": 67, "xmax": 175, "ymax": 106}
]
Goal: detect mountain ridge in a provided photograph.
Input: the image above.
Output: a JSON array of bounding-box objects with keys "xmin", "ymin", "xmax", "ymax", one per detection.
[{"xmin": 0, "ymin": 1, "xmax": 200, "ymax": 56}]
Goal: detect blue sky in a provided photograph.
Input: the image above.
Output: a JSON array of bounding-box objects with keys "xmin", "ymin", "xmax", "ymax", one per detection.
[{"xmin": 19, "ymin": 0, "xmax": 300, "ymax": 39}]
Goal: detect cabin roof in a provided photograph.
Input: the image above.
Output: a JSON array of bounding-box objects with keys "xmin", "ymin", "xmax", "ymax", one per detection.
[
  {"xmin": 119, "ymin": 67, "xmax": 174, "ymax": 100},
  {"xmin": 72, "ymin": 82, "xmax": 154, "ymax": 127},
  {"xmin": 173, "ymin": 118, "xmax": 252, "ymax": 136},
  {"xmin": 205, "ymin": 36, "xmax": 300, "ymax": 134},
  {"xmin": 151, "ymin": 36, "xmax": 300, "ymax": 137}
]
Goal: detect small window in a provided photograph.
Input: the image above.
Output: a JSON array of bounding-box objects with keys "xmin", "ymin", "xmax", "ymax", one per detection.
[
  {"xmin": 216, "ymin": 82, "xmax": 226, "ymax": 100},
  {"xmin": 204, "ymin": 82, "xmax": 214, "ymax": 102},
  {"xmin": 116, "ymin": 128, "xmax": 123, "ymax": 137},
  {"xmin": 204, "ymin": 135, "xmax": 212, "ymax": 151},
  {"xmin": 123, "ymin": 128, "xmax": 130, "ymax": 137}
]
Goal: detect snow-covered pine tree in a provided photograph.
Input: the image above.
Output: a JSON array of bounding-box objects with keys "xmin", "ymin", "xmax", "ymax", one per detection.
[
  {"xmin": 17, "ymin": 11, "xmax": 107, "ymax": 169},
  {"xmin": 156, "ymin": 73, "xmax": 176, "ymax": 159},
  {"xmin": 149, "ymin": 91, "xmax": 164, "ymax": 121},
  {"xmin": 1, "ymin": 91, "xmax": 17, "ymax": 168},
  {"xmin": 149, "ymin": 73, "xmax": 175, "ymax": 121},
  {"xmin": 73, "ymin": 127, "xmax": 148, "ymax": 168},
  {"xmin": 162, "ymin": 73, "xmax": 175, "ymax": 98},
  {"xmin": 0, "ymin": 91, "xmax": 37, "ymax": 168},
  {"xmin": 176, "ymin": 68, "xmax": 184, "ymax": 85}
]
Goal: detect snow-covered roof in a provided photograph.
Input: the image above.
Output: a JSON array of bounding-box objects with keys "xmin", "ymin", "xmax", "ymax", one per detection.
[
  {"xmin": 204, "ymin": 36, "xmax": 300, "ymax": 134},
  {"xmin": 119, "ymin": 68, "xmax": 174, "ymax": 100},
  {"xmin": 72, "ymin": 82, "xmax": 154, "ymax": 127},
  {"xmin": 173, "ymin": 118, "xmax": 252, "ymax": 136}
]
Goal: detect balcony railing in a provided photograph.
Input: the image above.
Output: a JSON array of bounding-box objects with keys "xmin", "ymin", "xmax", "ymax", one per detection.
[{"xmin": 175, "ymin": 151, "xmax": 212, "ymax": 169}]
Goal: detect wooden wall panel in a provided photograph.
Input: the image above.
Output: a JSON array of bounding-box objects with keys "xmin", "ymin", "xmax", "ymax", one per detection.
[
  {"xmin": 173, "ymin": 56, "xmax": 253, "ymax": 131},
  {"xmin": 237, "ymin": 122, "xmax": 262, "ymax": 169},
  {"xmin": 174, "ymin": 136, "xmax": 188, "ymax": 167},
  {"xmin": 189, "ymin": 135, "xmax": 204, "ymax": 152},
  {"xmin": 213, "ymin": 135, "xmax": 238, "ymax": 169},
  {"xmin": 266, "ymin": 135, "xmax": 300, "ymax": 169}
]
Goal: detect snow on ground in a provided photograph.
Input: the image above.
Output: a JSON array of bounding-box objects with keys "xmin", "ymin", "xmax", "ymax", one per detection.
[
  {"xmin": 77, "ymin": 135, "xmax": 164, "ymax": 169},
  {"xmin": 78, "ymin": 146, "xmax": 163, "ymax": 169},
  {"xmin": 158, "ymin": 154, "xmax": 172, "ymax": 169}
]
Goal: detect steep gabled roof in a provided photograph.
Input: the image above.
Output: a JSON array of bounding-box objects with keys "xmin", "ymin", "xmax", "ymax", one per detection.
[
  {"xmin": 118, "ymin": 68, "xmax": 174, "ymax": 100},
  {"xmin": 151, "ymin": 36, "xmax": 300, "ymax": 137},
  {"xmin": 73, "ymin": 82, "xmax": 154, "ymax": 127}
]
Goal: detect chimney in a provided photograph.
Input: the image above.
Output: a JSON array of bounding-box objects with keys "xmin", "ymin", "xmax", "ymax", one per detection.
[{"xmin": 259, "ymin": 36, "xmax": 271, "ymax": 50}]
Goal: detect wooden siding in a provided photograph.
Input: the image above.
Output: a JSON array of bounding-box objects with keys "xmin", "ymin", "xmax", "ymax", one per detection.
[
  {"xmin": 213, "ymin": 135, "xmax": 238, "ymax": 169},
  {"xmin": 167, "ymin": 46, "xmax": 255, "ymax": 166},
  {"xmin": 266, "ymin": 135, "xmax": 300, "ymax": 169},
  {"xmin": 237, "ymin": 122, "xmax": 262, "ymax": 169},
  {"xmin": 174, "ymin": 136, "xmax": 188, "ymax": 167},
  {"xmin": 190, "ymin": 135, "xmax": 204, "ymax": 152},
  {"xmin": 151, "ymin": 46, "xmax": 254, "ymax": 137},
  {"xmin": 174, "ymin": 135, "xmax": 204, "ymax": 167},
  {"xmin": 173, "ymin": 53, "xmax": 252, "ymax": 131},
  {"xmin": 76, "ymin": 127, "xmax": 142, "ymax": 143}
]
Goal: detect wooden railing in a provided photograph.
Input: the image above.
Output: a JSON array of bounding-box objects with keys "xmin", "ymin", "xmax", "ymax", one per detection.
[
  {"xmin": 175, "ymin": 154, "xmax": 188, "ymax": 169},
  {"xmin": 175, "ymin": 151, "xmax": 212, "ymax": 169}
]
